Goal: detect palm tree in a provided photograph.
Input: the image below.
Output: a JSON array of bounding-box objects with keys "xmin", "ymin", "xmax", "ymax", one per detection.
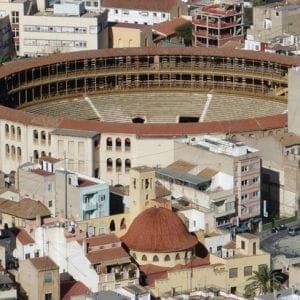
[{"xmin": 244, "ymin": 265, "xmax": 283, "ymax": 298}]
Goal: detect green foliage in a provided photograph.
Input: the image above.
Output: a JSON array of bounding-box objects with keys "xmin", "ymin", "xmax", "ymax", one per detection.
[
  {"xmin": 175, "ymin": 22, "xmax": 193, "ymax": 46},
  {"xmin": 244, "ymin": 265, "xmax": 283, "ymax": 298}
]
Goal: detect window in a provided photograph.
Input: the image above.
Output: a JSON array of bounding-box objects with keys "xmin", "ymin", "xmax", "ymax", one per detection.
[
  {"xmin": 133, "ymin": 178, "xmax": 136, "ymax": 189},
  {"xmin": 45, "ymin": 293, "xmax": 52, "ymax": 300},
  {"xmin": 125, "ymin": 138, "xmax": 131, "ymax": 151},
  {"xmin": 125, "ymin": 159, "xmax": 131, "ymax": 172},
  {"xmin": 241, "ymin": 194, "xmax": 248, "ymax": 201},
  {"xmin": 11, "ymin": 11, "xmax": 19, "ymax": 23},
  {"xmin": 5, "ymin": 124, "xmax": 9, "ymax": 136},
  {"xmin": 241, "ymin": 240, "xmax": 245, "ymax": 249},
  {"xmin": 44, "ymin": 271, "xmax": 52, "ymax": 283},
  {"xmin": 229, "ymin": 268, "xmax": 238, "ymax": 278},
  {"xmin": 34, "ymin": 250, "xmax": 40, "ymax": 257},
  {"xmin": 48, "ymin": 201, "xmax": 52, "ymax": 208},
  {"xmin": 106, "ymin": 137, "xmax": 112, "ymax": 150},
  {"xmin": 244, "ymin": 266, "xmax": 252, "ymax": 276},
  {"xmin": 116, "ymin": 158, "xmax": 122, "ymax": 172},
  {"xmin": 107, "ymin": 158, "xmax": 113, "ymax": 171},
  {"xmin": 115, "ymin": 138, "xmax": 121, "ymax": 151},
  {"xmin": 252, "ymin": 191, "xmax": 259, "ymax": 198},
  {"xmin": 153, "ymin": 12, "xmax": 157, "ymax": 16},
  {"xmin": 153, "ymin": 255, "xmax": 159, "ymax": 262},
  {"xmin": 5, "ymin": 144, "xmax": 9, "ymax": 158},
  {"xmin": 241, "ymin": 179, "xmax": 248, "ymax": 187},
  {"xmin": 114, "ymin": 9, "xmax": 118, "ymax": 14},
  {"xmin": 241, "ymin": 165, "xmax": 249, "ymax": 172},
  {"xmin": 12, "ymin": 216, "xmax": 15, "ymax": 227},
  {"xmin": 175, "ymin": 253, "xmax": 180, "ymax": 260},
  {"xmin": 17, "ymin": 127, "xmax": 21, "ymax": 140},
  {"xmin": 142, "ymin": 255, "xmax": 147, "ymax": 261},
  {"xmin": 41, "ymin": 131, "xmax": 46, "ymax": 144},
  {"xmin": 253, "ymin": 177, "xmax": 259, "ymax": 183},
  {"xmin": 68, "ymin": 141, "xmax": 74, "ymax": 154},
  {"xmin": 258, "ymin": 264, "xmax": 267, "ymax": 272},
  {"xmin": 164, "ymin": 255, "xmax": 170, "ymax": 261},
  {"xmin": 25, "ymin": 253, "xmax": 30, "ymax": 259},
  {"xmin": 162, "ymin": 13, "xmax": 166, "ymax": 18},
  {"xmin": 33, "ymin": 129, "xmax": 38, "ymax": 141}
]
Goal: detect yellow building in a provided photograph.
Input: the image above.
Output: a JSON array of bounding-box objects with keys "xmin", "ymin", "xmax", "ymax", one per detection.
[{"xmin": 109, "ymin": 23, "xmax": 153, "ymax": 48}]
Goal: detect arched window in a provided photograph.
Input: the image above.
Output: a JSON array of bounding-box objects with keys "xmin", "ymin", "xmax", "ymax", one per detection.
[
  {"xmin": 41, "ymin": 151, "xmax": 46, "ymax": 158},
  {"xmin": 107, "ymin": 158, "xmax": 113, "ymax": 172},
  {"xmin": 11, "ymin": 126, "xmax": 15, "ymax": 138},
  {"xmin": 116, "ymin": 158, "xmax": 122, "ymax": 172},
  {"xmin": 153, "ymin": 255, "xmax": 159, "ymax": 262},
  {"xmin": 106, "ymin": 137, "xmax": 112, "ymax": 150},
  {"xmin": 164, "ymin": 255, "xmax": 170, "ymax": 261},
  {"xmin": 5, "ymin": 144, "xmax": 9, "ymax": 157},
  {"xmin": 125, "ymin": 138, "xmax": 131, "ymax": 151},
  {"xmin": 109, "ymin": 220, "xmax": 116, "ymax": 232},
  {"xmin": 17, "ymin": 127, "xmax": 21, "ymax": 140},
  {"xmin": 142, "ymin": 255, "xmax": 147, "ymax": 261},
  {"xmin": 5, "ymin": 124, "xmax": 9, "ymax": 136},
  {"xmin": 175, "ymin": 253, "xmax": 180, "ymax": 260},
  {"xmin": 115, "ymin": 138, "xmax": 121, "ymax": 151},
  {"xmin": 17, "ymin": 147, "xmax": 22, "ymax": 159},
  {"xmin": 125, "ymin": 159, "xmax": 131, "ymax": 173},
  {"xmin": 33, "ymin": 129, "xmax": 38, "ymax": 141},
  {"xmin": 41, "ymin": 131, "xmax": 46, "ymax": 144},
  {"xmin": 33, "ymin": 150, "xmax": 39, "ymax": 162},
  {"xmin": 120, "ymin": 218, "xmax": 126, "ymax": 230},
  {"xmin": 11, "ymin": 146, "xmax": 16, "ymax": 159}
]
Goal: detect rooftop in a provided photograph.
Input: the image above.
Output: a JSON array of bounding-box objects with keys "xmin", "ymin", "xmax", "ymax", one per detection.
[
  {"xmin": 0, "ymin": 198, "xmax": 50, "ymax": 219},
  {"xmin": 14, "ymin": 228, "xmax": 35, "ymax": 245},
  {"xmin": 30, "ymin": 256, "xmax": 58, "ymax": 271},
  {"xmin": 167, "ymin": 160, "xmax": 196, "ymax": 173},
  {"xmin": 131, "ymin": 166, "xmax": 154, "ymax": 173},
  {"xmin": 238, "ymin": 232, "xmax": 258, "ymax": 240},
  {"xmin": 85, "ymin": 233, "xmax": 120, "ymax": 247},
  {"xmin": 51, "ymin": 128, "xmax": 99, "ymax": 138},
  {"xmin": 181, "ymin": 135, "xmax": 259, "ymax": 157},
  {"xmin": 152, "ymin": 18, "xmax": 190, "ymax": 37},
  {"xmin": 86, "ymin": 247, "xmax": 130, "ymax": 265},
  {"xmin": 31, "ymin": 168, "xmax": 54, "ymax": 177}
]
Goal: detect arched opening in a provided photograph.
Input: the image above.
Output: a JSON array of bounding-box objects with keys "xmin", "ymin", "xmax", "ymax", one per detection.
[
  {"xmin": 107, "ymin": 158, "xmax": 113, "ymax": 172},
  {"xmin": 5, "ymin": 144, "xmax": 9, "ymax": 157},
  {"xmin": 175, "ymin": 253, "xmax": 180, "ymax": 260},
  {"xmin": 120, "ymin": 218, "xmax": 126, "ymax": 230},
  {"xmin": 116, "ymin": 158, "xmax": 122, "ymax": 172},
  {"xmin": 17, "ymin": 127, "xmax": 21, "ymax": 140},
  {"xmin": 125, "ymin": 138, "xmax": 131, "ymax": 151},
  {"xmin": 106, "ymin": 137, "xmax": 112, "ymax": 150},
  {"xmin": 132, "ymin": 117, "xmax": 145, "ymax": 123},
  {"xmin": 41, "ymin": 151, "xmax": 46, "ymax": 158},
  {"xmin": 142, "ymin": 255, "xmax": 147, "ymax": 261},
  {"xmin": 33, "ymin": 129, "xmax": 38, "ymax": 141},
  {"xmin": 33, "ymin": 150, "xmax": 39, "ymax": 162},
  {"xmin": 164, "ymin": 255, "xmax": 170, "ymax": 261},
  {"xmin": 5, "ymin": 124, "xmax": 9, "ymax": 136},
  {"xmin": 153, "ymin": 255, "xmax": 159, "ymax": 262},
  {"xmin": 11, "ymin": 126, "xmax": 15, "ymax": 138},
  {"xmin": 17, "ymin": 147, "xmax": 21, "ymax": 160},
  {"xmin": 11, "ymin": 146, "xmax": 16, "ymax": 159},
  {"xmin": 125, "ymin": 159, "xmax": 131, "ymax": 173},
  {"xmin": 109, "ymin": 220, "xmax": 116, "ymax": 232},
  {"xmin": 115, "ymin": 138, "xmax": 122, "ymax": 151},
  {"xmin": 41, "ymin": 131, "xmax": 46, "ymax": 144}
]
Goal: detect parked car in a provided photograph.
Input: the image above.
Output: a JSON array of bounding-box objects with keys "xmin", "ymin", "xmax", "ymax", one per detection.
[{"xmin": 288, "ymin": 226, "xmax": 300, "ymax": 236}]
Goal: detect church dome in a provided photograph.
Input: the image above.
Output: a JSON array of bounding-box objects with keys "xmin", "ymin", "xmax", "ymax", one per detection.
[{"xmin": 121, "ymin": 207, "xmax": 198, "ymax": 252}]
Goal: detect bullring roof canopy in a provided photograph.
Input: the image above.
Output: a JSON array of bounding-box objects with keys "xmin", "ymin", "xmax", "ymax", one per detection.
[{"xmin": 121, "ymin": 207, "xmax": 198, "ymax": 252}]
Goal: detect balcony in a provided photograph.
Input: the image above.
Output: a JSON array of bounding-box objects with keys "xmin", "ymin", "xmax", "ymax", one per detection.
[{"xmin": 82, "ymin": 201, "xmax": 97, "ymax": 211}]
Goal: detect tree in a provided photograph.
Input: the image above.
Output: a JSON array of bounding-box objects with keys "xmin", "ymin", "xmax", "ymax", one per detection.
[
  {"xmin": 175, "ymin": 22, "xmax": 193, "ymax": 46},
  {"xmin": 244, "ymin": 265, "xmax": 283, "ymax": 298}
]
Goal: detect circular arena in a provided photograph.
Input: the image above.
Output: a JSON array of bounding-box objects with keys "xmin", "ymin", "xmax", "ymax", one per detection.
[{"xmin": 0, "ymin": 47, "xmax": 297, "ymax": 126}]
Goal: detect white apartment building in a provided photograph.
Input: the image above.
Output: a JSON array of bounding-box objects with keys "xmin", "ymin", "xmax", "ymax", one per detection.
[
  {"xmin": 101, "ymin": 0, "xmax": 187, "ymax": 25},
  {"xmin": 175, "ymin": 136, "xmax": 261, "ymax": 224},
  {"xmin": 0, "ymin": 0, "xmax": 108, "ymax": 57}
]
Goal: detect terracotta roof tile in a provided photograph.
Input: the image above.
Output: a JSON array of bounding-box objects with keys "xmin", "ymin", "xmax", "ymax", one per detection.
[
  {"xmin": 30, "ymin": 256, "xmax": 58, "ymax": 271},
  {"xmin": 153, "ymin": 18, "xmax": 190, "ymax": 37},
  {"xmin": 102, "ymin": 0, "xmax": 179, "ymax": 12},
  {"xmin": 223, "ymin": 241, "xmax": 236, "ymax": 250},
  {"xmin": 86, "ymin": 247, "xmax": 130, "ymax": 265},
  {"xmin": 85, "ymin": 233, "xmax": 120, "ymax": 247},
  {"xmin": 14, "ymin": 228, "xmax": 35, "ymax": 245},
  {"xmin": 61, "ymin": 281, "xmax": 90, "ymax": 300},
  {"xmin": 0, "ymin": 198, "xmax": 50, "ymax": 219},
  {"xmin": 121, "ymin": 207, "xmax": 198, "ymax": 252},
  {"xmin": 31, "ymin": 169, "xmax": 54, "ymax": 177}
]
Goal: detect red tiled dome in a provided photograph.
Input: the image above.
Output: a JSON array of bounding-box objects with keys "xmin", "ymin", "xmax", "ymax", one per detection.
[{"xmin": 121, "ymin": 207, "xmax": 198, "ymax": 252}]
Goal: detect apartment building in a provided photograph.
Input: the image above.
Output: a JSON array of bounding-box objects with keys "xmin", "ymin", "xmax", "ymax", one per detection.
[
  {"xmin": 192, "ymin": 1, "xmax": 244, "ymax": 47},
  {"xmin": 156, "ymin": 160, "xmax": 236, "ymax": 230},
  {"xmin": 0, "ymin": 0, "xmax": 108, "ymax": 57},
  {"xmin": 101, "ymin": 0, "xmax": 187, "ymax": 25},
  {"xmin": 174, "ymin": 136, "xmax": 261, "ymax": 226},
  {"xmin": 246, "ymin": 2, "xmax": 300, "ymax": 50},
  {"xmin": 18, "ymin": 156, "xmax": 110, "ymax": 220}
]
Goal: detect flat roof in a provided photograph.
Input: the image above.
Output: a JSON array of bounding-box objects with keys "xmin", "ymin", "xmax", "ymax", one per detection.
[
  {"xmin": 156, "ymin": 167, "xmax": 211, "ymax": 188},
  {"xmin": 51, "ymin": 128, "xmax": 99, "ymax": 138}
]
